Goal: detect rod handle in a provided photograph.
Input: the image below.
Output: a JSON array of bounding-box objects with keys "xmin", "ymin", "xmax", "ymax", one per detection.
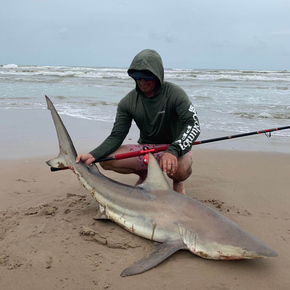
[{"xmin": 50, "ymin": 167, "xmax": 69, "ymax": 172}]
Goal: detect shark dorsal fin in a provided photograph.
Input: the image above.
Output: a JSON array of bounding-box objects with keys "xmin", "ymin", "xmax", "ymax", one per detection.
[{"xmin": 142, "ymin": 153, "xmax": 170, "ymax": 191}]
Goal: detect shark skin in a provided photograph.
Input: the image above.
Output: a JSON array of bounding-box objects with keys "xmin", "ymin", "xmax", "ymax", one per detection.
[{"xmin": 45, "ymin": 96, "xmax": 277, "ymax": 277}]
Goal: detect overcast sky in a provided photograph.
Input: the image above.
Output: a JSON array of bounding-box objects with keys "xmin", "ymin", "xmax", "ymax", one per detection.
[{"xmin": 1, "ymin": 0, "xmax": 289, "ymax": 70}]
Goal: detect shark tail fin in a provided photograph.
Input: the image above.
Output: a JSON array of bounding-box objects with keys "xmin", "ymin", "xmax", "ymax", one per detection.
[
  {"xmin": 45, "ymin": 96, "xmax": 77, "ymax": 169},
  {"xmin": 46, "ymin": 150, "xmax": 70, "ymax": 168}
]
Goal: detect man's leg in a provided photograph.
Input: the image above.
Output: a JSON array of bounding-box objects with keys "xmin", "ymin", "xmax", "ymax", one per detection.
[
  {"xmin": 99, "ymin": 145, "xmax": 147, "ymax": 185},
  {"xmin": 168, "ymin": 153, "xmax": 193, "ymax": 195},
  {"xmin": 99, "ymin": 144, "xmax": 193, "ymax": 194}
]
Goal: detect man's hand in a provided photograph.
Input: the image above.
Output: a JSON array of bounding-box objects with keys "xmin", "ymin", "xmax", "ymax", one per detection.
[
  {"xmin": 76, "ymin": 153, "xmax": 96, "ymax": 165},
  {"xmin": 159, "ymin": 152, "xmax": 178, "ymax": 176},
  {"xmin": 69, "ymin": 153, "xmax": 96, "ymax": 171}
]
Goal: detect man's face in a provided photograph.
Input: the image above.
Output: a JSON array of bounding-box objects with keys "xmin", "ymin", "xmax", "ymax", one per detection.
[{"xmin": 136, "ymin": 78, "xmax": 157, "ymax": 97}]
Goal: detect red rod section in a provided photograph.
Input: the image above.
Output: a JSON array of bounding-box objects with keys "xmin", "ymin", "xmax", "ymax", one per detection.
[{"xmin": 50, "ymin": 125, "xmax": 290, "ymax": 172}]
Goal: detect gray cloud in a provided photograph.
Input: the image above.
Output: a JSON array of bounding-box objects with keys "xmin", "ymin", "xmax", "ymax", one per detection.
[{"xmin": 1, "ymin": 0, "xmax": 289, "ymax": 70}]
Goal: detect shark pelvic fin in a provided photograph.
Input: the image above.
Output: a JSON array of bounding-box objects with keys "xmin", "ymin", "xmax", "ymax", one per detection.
[
  {"xmin": 93, "ymin": 204, "xmax": 109, "ymax": 220},
  {"xmin": 142, "ymin": 153, "xmax": 170, "ymax": 191},
  {"xmin": 121, "ymin": 240, "xmax": 185, "ymax": 277},
  {"xmin": 93, "ymin": 212, "xmax": 108, "ymax": 220}
]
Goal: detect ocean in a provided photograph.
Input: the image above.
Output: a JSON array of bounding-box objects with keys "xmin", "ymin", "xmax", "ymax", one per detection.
[{"xmin": 1, "ymin": 64, "xmax": 289, "ymax": 139}]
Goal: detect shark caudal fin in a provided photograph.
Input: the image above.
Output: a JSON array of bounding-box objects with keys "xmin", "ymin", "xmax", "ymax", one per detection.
[{"xmin": 45, "ymin": 96, "xmax": 77, "ymax": 169}]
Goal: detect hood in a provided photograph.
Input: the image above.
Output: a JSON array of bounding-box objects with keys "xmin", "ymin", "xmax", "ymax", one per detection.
[{"xmin": 127, "ymin": 49, "xmax": 164, "ymax": 85}]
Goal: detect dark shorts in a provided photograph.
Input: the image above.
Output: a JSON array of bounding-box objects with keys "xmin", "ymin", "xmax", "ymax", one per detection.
[{"xmin": 123, "ymin": 144, "xmax": 192, "ymax": 171}]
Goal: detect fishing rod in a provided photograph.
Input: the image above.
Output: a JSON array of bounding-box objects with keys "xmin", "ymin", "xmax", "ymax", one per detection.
[{"xmin": 50, "ymin": 125, "xmax": 290, "ymax": 172}]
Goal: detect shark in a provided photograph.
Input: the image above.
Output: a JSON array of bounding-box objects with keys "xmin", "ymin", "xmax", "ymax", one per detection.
[{"xmin": 45, "ymin": 96, "xmax": 277, "ymax": 277}]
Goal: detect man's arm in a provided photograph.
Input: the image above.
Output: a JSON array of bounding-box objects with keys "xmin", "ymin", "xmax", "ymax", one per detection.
[{"xmin": 166, "ymin": 92, "xmax": 200, "ymax": 158}]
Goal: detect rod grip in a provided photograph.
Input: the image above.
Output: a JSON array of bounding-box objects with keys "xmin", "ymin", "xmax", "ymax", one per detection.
[{"xmin": 50, "ymin": 167, "xmax": 69, "ymax": 172}]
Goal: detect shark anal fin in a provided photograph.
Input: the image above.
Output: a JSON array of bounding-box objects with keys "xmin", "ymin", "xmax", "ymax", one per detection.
[{"xmin": 121, "ymin": 240, "xmax": 185, "ymax": 277}]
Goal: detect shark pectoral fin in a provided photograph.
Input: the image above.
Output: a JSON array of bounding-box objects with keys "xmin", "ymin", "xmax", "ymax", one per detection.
[{"xmin": 121, "ymin": 240, "xmax": 185, "ymax": 277}]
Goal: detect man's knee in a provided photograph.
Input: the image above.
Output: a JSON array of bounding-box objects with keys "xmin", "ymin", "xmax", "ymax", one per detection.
[
  {"xmin": 99, "ymin": 161, "xmax": 113, "ymax": 171},
  {"xmin": 168, "ymin": 153, "xmax": 193, "ymax": 181},
  {"xmin": 169, "ymin": 166, "xmax": 192, "ymax": 182},
  {"xmin": 99, "ymin": 145, "xmax": 130, "ymax": 171}
]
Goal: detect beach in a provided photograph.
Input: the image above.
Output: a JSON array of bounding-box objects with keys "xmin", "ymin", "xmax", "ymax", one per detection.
[{"xmin": 1, "ymin": 109, "xmax": 290, "ymax": 289}]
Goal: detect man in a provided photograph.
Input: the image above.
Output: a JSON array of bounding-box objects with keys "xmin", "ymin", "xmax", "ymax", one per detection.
[{"xmin": 76, "ymin": 49, "xmax": 200, "ymax": 195}]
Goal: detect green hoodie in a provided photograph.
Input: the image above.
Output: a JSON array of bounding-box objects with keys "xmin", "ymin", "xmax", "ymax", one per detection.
[{"xmin": 90, "ymin": 49, "xmax": 200, "ymax": 160}]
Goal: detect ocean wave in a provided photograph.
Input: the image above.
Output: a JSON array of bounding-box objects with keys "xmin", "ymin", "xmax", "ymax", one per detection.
[
  {"xmin": 217, "ymin": 78, "xmax": 237, "ymax": 82},
  {"xmin": 234, "ymin": 112, "xmax": 290, "ymax": 120},
  {"xmin": 1, "ymin": 65, "xmax": 289, "ymax": 83},
  {"xmin": 0, "ymin": 96, "xmax": 118, "ymax": 122},
  {"xmin": 192, "ymin": 95, "xmax": 213, "ymax": 101},
  {"xmin": 275, "ymin": 86, "xmax": 289, "ymax": 91},
  {"xmin": 2, "ymin": 64, "xmax": 19, "ymax": 68},
  {"xmin": 89, "ymin": 101, "xmax": 118, "ymax": 106},
  {"xmin": 240, "ymin": 70, "xmax": 271, "ymax": 74},
  {"xmin": 0, "ymin": 65, "xmax": 129, "ymax": 81}
]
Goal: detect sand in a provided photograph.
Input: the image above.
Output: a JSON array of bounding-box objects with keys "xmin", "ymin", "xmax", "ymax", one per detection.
[{"xmin": 0, "ymin": 109, "xmax": 290, "ymax": 289}]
